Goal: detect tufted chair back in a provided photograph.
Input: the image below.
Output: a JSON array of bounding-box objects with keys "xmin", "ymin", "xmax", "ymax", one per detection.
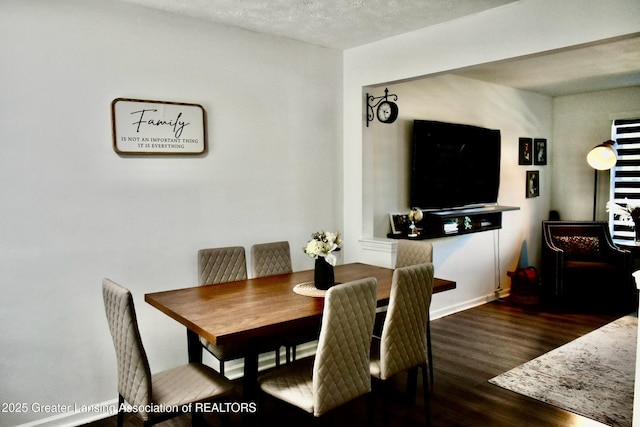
[
  {"xmin": 198, "ymin": 246, "xmax": 247, "ymax": 285},
  {"xmin": 374, "ymin": 263, "xmax": 434, "ymax": 380},
  {"xmin": 395, "ymin": 240, "xmax": 433, "ymax": 268},
  {"xmin": 251, "ymin": 241, "xmax": 293, "ymax": 278},
  {"xmin": 102, "ymin": 278, "xmax": 153, "ymax": 420},
  {"xmin": 312, "ymin": 277, "xmax": 377, "ymax": 416}
]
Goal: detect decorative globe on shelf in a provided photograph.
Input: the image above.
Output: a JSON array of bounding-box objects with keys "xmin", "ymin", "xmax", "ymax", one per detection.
[{"xmin": 408, "ymin": 208, "xmax": 423, "ymax": 237}]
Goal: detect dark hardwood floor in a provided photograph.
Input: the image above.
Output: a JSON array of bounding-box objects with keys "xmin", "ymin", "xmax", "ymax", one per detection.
[{"xmin": 86, "ymin": 299, "xmax": 630, "ymax": 427}]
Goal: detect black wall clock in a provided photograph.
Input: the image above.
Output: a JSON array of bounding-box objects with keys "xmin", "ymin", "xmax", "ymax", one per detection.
[
  {"xmin": 377, "ymin": 100, "xmax": 398, "ymax": 124},
  {"xmin": 366, "ymin": 88, "xmax": 399, "ymax": 127}
]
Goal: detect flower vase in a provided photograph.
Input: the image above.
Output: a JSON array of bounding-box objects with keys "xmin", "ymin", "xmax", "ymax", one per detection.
[{"xmin": 314, "ymin": 257, "xmax": 335, "ymax": 290}]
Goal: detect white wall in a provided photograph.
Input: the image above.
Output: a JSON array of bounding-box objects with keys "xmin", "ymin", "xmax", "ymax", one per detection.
[
  {"xmin": 552, "ymin": 87, "xmax": 640, "ymax": 221},
  {"xmin": 3, "ymin": 0, "xmax": 640, "ymax": 424},
  {"xmin": 0, "ymin": 0, "xmax": 342, "ymax": 425},
  {"xmin": 343, "ymin": 0, "xmax": 640, "ymax": 316}
]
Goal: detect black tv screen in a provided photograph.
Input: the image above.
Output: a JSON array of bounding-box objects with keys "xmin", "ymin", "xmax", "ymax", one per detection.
[{"xmin": 410, "ymin": 120, "xmax": 501, "ymax": 210}]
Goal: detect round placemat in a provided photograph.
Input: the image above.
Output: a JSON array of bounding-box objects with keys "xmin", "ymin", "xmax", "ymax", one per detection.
[{"xmin": 293, "ymin": 281, "xmax": 327, "ymax": 297}]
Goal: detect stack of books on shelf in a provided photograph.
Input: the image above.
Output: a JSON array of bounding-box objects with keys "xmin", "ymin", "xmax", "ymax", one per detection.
[{"xmin": 444, "ymin": 221, "xmax": 458, "ymax": 234}]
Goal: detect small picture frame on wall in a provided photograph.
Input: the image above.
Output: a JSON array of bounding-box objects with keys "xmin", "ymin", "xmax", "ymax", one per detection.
[
  {"xmin": 518, "ymin": 137, "xmax": 533, "ymax": 165},
  {"xmin": 534, "ymin": 138, "xmax": 547, "ymax": 165},
  {"xmin": 526, "ymin": 171, "xmax": 540, "ymax": 198}
]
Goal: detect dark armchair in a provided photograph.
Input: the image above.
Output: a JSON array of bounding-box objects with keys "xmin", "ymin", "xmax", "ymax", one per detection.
[{"xmin": 541, "ymin": 221, "xmax": 634, "ymax": 310}]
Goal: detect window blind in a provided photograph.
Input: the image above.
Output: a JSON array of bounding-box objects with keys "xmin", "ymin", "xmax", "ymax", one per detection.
[{"xmin": 609, "ymin": 118, "xmax": 640, "ymax": 241}]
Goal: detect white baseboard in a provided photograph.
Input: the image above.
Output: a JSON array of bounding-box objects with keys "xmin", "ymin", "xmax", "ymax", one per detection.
[
  {"xmin": 430, "ymin": 290, "xmax": 508, "ymax": 321},
  {"xmin": 15, "ymin": 400, "xmax": 119, "ymax": 427}
]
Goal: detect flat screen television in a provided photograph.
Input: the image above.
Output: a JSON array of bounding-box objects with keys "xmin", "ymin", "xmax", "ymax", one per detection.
[{"xmin": 410, "ymin": 120, "xmax": 501, "ymax": 210}]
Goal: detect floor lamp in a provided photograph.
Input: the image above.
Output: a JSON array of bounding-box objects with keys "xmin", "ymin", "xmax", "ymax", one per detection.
[{"xmin": 587, "ymin": 140, "xmax": 617, "ymax": 221}]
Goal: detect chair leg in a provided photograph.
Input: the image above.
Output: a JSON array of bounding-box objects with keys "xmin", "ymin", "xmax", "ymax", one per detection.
[
  {"xmin": 370, "ymin": 377, "xmax": 390, "ymax": 427},
  {"xmin": 275, "ymin": 349, "xmax": 280, "ymax": 368},
  {"xmin": 407, "ymin": 367, "xmax": 418, "ymax": 403},
  {"xmin": 258, "ymin": 388, "xmax": 266, "ymax": 427},
  {"xmin": 220, "ymin": 406, "xmax": 230, "ymax": 427},
  {"xmin": 427, "ymin": 320, "xmax": 434, "ymax": 384},
  {"xmin": 191, "ymin": 403, "xmax": 204, "ymax": 426},
  {"xmin": 285, "ymin": 345, "xmax": 291, "ymax": 363},
  {"xmin": 314, "ymin": 410, "xmax": 332, "ymax": 426},
  {"xmin": 219, "ymin": 360, "xmax": 225, "ymax": 376},
  {"xmin": 421, "ymin": 363, "xmax": 431, "ymax": 427},
  {"xmin": 382, "ymin": 382, "xmax": 390, "ymax": 427},
  {"xmin": 366, "ymin": 392, "xmax": 375, "ymax": 427},
  {"xmin": 117, "ymin": 395, "xmax": 124, "ymax": 427}
]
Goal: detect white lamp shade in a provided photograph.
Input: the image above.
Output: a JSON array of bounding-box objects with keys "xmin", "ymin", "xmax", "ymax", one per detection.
[{"xmin": 587, "ymin": 141, "xmax": 617, "ymax": 170}]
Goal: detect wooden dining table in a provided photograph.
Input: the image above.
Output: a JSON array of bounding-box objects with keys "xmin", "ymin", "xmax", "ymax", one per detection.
[{"xmin": 145, "ymin": 262, "xmax": 455, "ymax": 398}]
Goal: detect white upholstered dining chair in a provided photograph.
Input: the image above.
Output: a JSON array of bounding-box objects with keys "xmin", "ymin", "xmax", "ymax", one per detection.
[
  {"xmin": 198, "ymin": 246, "xmax": 281, "ymax": 375},
  {"xmin": 251, "ymin": 241, "xmax": 293, "ymax": 278},
  {"xmin": 258, "ymin": 277, "xmax": 378, "ymax": 422},
  {"xmin": 251, "ymin": 240, "xmax": 316, "ymax": 363},
  {"xmin": 388, "ymin": 239, "xmax": 435, "ymax": 384},
  {"xmin": 370, "ymin": 262, "xmax": 434, "ymax": 426},
  {"xmin": 102, "ymin": 278, "xmax": 234, "ymax": 427},
  {"xmin": 395, "ymin": 239, "xmax": 434, "ymax": 268},
  {"xmin": 198, "ymin": 246, "xmax": 248, "ymax": 285}
]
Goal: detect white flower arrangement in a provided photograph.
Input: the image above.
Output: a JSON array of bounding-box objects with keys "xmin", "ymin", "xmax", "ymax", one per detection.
[
  {"xmin": 606, "ymin": 199, "xmax": 640, "ymax": 225},
  {"xmin": 303, "ymin": 230, "xmax": 343, "ymax": 266}
]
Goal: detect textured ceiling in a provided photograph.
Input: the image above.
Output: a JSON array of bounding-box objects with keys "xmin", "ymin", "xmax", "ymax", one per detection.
[
  {"xmin": 116, "ymin": 0, "xmax": 517, "ymax": 49},
  {"xmin": 453, "ymin": 36, "xmax": 640, "ymax": 96},
  {"xmin": 115, "ymin": 0, "xmax": 640, "ymax": 96}
]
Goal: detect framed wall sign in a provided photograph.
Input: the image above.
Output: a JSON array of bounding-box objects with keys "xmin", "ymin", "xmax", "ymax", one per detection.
[{"xmin": 111, "ymin": 98, "xmax": 206, "ymax": 155}]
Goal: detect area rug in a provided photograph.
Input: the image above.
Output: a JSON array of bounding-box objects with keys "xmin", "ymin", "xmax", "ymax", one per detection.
[{"xmin": 489, "ymin": 314, "xmax": 637, "ymax": 427}]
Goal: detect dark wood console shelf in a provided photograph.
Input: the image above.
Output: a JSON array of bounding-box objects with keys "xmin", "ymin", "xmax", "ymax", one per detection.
[{"xmin": 388, "ymin": 205, "xmax": 519, "ymax": 239}]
